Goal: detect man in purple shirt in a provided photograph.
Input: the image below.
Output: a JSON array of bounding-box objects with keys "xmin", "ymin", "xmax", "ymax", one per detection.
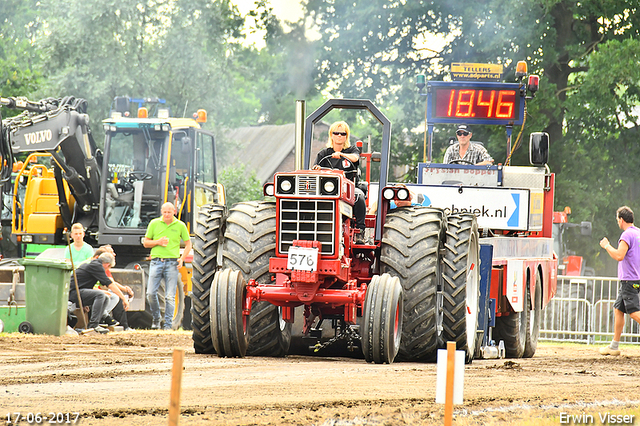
[{"xmin": 599, "ymin": 206, "xmax": 640, "ymax": 355}]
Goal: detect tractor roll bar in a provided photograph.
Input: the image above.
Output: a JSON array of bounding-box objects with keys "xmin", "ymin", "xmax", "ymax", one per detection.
[{"xmin": 303, "ymin": 99, "xmax": 391, "ymax": 241}]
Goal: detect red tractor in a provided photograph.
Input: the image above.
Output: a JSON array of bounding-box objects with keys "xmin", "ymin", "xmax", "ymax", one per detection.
[
  {"xmin": 192, "ymin": 100, "xmax": 410, "ymax": 363},
  {"xmin": 191, "ymin": 98, "xmax": 483, "ymax": 363}
]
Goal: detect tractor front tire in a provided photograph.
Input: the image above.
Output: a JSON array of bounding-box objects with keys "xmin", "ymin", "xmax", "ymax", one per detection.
[
  {"xmin": 362, "ymin": 273, "xmax": 403, "ymax": 364},
  {"xmin": 191, "ymin": 204, "xmax": 225, "ymax": 354},
  {"xmin": 441, "ymin": 213, "xmax": 480, "ymax": 363},
  {"xmin": 210, "ymin": 268, "xmax": 249, "ymax": 357},
  {"xmin": 381, "ymin": 207, "xmax": 446, "ymax": 361},
  {"xmin": 221, "ymin": 201, "xmax": 291, "ymax": 357}
]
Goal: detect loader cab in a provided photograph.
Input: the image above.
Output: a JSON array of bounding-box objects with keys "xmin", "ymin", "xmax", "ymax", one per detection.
[{"xmin": 98, "ymin": 113, "xmax": 221, "ymax": 249}]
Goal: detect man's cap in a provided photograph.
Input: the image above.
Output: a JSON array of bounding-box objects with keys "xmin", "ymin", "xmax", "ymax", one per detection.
[{"xmin": 457, "ymin": 124, "xmax": 471, "ymax": 132}]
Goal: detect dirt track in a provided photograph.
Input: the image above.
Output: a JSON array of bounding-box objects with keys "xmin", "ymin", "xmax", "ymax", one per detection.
[{"xmin": 1, "ymin": 331, "xmax": 639, "ymax": 425}]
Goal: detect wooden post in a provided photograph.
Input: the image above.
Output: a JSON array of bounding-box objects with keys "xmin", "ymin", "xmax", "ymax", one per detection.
[
  {"xmin": 168, "ymin": 348, "xmax": 185, "ymax": 426},
  {"xmin": 444, "ymin": 341, "xmax": 456, "ymax": 426}
]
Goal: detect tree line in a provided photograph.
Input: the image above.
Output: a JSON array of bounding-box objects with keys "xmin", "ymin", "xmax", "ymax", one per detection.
[{"xmin": 2, "ymin": 0, "xmax": 638, "ymax": 274}]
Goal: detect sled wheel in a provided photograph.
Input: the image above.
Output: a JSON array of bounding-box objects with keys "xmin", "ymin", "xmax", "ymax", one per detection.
[{"xmin": 493, "ymin": 292, "xmax": 528, "ymax": 358}]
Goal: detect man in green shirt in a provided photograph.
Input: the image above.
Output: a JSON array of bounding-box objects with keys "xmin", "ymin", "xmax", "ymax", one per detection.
[
  {"xmin": 143, "ymin": 202, "xmax": 191, "ymax": 330},
  {"xmin": 64, "ymin": 223, "xmax": 94, "ymax": 265}
]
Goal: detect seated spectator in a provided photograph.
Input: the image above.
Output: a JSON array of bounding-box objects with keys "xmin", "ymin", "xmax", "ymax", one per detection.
[
  {"xmin": 443, "ymin": 124, "xmax": 494, "ymax": 165},
  {"xmin": 69, "ymin": 252, "xmax": 121, "ymax": 333},
  {"xmin": 92, "ymin": 245, "xmax": 134, "ymax": 331}
]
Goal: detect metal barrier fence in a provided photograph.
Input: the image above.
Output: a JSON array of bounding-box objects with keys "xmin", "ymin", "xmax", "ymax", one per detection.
[{"xmin": 541, "ymin": 275, "xmax": 640, "ymax": 344}]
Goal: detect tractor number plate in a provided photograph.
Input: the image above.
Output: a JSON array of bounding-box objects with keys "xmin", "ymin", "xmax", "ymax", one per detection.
[{"xmin": 287, "ymin": 246, "xmax": 319, "ymax": 272}]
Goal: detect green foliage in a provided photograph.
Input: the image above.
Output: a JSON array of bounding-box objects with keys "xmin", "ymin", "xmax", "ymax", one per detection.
[
  {"xmin": 27, "ymin": 0, "xmax": 317, "ymax": 129},
  {"xmin": 219, "ymin": 164, "xmax": 263, "ymax": 208},
  {"xmin": 32, "ymin": 0, "xmax": 252, "ymax": 124},
  {"xmin": 0, "ymin": 0, "xmax": 41, "ymax": 115},
  {"xmin": 238, "ymin": 7, "xmax": 321, "ymax": 125},
  {"xmin": 560, "ymin": 38, "xmax": 640, "ymax": 274}
]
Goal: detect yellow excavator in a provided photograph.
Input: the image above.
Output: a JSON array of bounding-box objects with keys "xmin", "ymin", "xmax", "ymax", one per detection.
[{"xmin": 0, "ymin": 95, "xmax": 225, "ymax": 329}]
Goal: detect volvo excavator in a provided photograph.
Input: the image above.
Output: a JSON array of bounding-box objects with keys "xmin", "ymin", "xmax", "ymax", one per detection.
[{"xmin": 0, "ymin": 95, "xmax": 225, "ymax": 328}]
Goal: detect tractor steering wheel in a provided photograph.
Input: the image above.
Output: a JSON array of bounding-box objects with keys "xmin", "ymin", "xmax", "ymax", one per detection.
[
  {"xmin": 316, "ymin": 154, "xmax": 358, "ymax": 180},
  {"xmin": 129, "ymin": 171, "xmax": 153, "ymax": 181},
  {"xmin": 449, "ymin": 159, "xmax": 476, "ymax": 165}
]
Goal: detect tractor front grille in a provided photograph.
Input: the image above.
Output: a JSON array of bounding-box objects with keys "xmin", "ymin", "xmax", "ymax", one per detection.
[
  {"xmin": 279, "ymin": 199, "xmax": 335, "ymax": 256},
  {"xmin": 297, "ymin": 176, "xmax": 317, "ymax": 195}
]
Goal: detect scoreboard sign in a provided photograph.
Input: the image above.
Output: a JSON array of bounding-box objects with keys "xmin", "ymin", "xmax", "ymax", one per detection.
[{"xmin": 426, "ymin": 81, "xmax": 525, "ymax": 126}]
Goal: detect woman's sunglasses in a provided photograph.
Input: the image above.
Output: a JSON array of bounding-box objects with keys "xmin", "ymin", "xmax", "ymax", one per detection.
[
  {"xmin": 456, "ymin": 130, "xmax": 470, "ymax": 136},
  {"xmin": 333, "ymin": 132, "xmax": 347, "ymax": 136}
]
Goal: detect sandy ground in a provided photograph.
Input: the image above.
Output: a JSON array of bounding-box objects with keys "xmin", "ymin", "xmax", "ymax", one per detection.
[{"xmin": 1, "ymin": 331, "xmax": 639, "ymax": 425}]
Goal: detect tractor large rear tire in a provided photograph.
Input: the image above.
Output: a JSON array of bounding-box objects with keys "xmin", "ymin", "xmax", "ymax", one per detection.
[
  {"xmin": 523, "ymin": 271, "xmax": 542, "ymax": 358},
  {"xmin": 191, "ymin": 204, "xmax": 225, "ymax": 354},
  {"xmin": 221, "ymin": 201, "xmax": 291, "ymax": 357},
  {"xmin": 381, "ymin": 207, "xmax": 446, "ymax": 361},
  {"xmin": 362, "ymin": 274, "xmax": 403, "ymax": 364},
  {"xmin": 210, "ymin": 268, "xmax": 249, "ymax": 357},
  {"xmin": 441, "ymin": 214, "xmax": 480, "ymax": 363}
]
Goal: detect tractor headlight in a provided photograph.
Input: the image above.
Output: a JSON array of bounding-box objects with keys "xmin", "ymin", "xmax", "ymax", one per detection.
[
  {"xmin": 280, "ymin": 179, "xmax": 292, "ymax": 192},
  {"xmin": 264, "ymin": 183, "xmax": 275, "ymax": 197},
  {"xmin": 276, "ymin": 176, "xmax": 295, "ymax": 195},
  {"xmin": 320, "ymin": 177, "xmax": 338, "ymax": 196},
  {"xmin": 382, "ymin": 188, "xmax": 395, "ymax": 200},
  {"xmin": 323, "ymin": 180, "xmax": 335, "ymax": 193},
  {"xmin": 397, "ymin": 188, "xmax": 410, "ymax": 201}
]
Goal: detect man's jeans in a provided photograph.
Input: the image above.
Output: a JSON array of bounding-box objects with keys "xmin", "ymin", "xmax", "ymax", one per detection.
[{"xmin": 146, "ymin": 258, "xmax": 179, "ymax": 329}]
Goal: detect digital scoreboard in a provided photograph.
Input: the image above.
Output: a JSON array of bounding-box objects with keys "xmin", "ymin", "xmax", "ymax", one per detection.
[{"xmin": 427, "ymin": 81, "xmax": 525, "ymax": 126}]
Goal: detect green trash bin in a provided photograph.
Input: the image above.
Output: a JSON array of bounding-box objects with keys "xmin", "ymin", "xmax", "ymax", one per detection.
[{"xmin": 21, "ymin": 258, "xmax": 72, "ymax": 336}]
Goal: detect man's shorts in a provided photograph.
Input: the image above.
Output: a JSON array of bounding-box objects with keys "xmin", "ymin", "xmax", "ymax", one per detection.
[{"xmin": 613, "ymin": 280, "xmax": 640, "ymax": 314}]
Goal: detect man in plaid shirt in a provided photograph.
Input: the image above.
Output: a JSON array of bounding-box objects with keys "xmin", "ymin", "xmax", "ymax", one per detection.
[{"xmin": 443, "ymin": 124, "xmax": 494, "ymax": 165}]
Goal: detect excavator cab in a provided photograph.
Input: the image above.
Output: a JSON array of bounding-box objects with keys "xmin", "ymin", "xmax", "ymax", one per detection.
[
  {"xmin": 99, "ymin": 97, "xmax": 223, "ymax": 261},
  {"xmin": 102, "ymin": 126, "xmax": 166, "ymax": 228}
]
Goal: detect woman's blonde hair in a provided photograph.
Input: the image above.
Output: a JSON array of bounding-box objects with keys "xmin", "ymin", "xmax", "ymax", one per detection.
[{"xmin": 327, "ymin": 121, "xmax": 351, "ymax": 148}]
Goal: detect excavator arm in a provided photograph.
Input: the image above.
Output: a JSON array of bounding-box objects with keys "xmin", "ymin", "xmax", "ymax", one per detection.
[{"xmin": 0, "ymin": 96, "xmax": 101, "ymax": 244}]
